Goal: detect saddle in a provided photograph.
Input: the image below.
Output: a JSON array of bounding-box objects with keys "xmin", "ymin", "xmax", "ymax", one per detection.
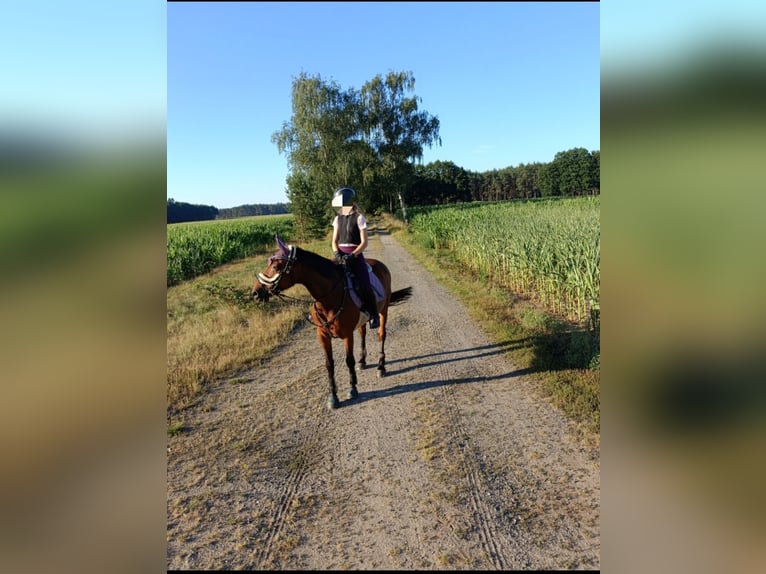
[{"xmin": 344, "ymin": 263, "xmax": 385, "ymax": 311}]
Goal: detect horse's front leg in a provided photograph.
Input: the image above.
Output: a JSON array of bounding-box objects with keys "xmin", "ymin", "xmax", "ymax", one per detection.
[
  {"xmin": 318, "ymin": 329, "xmax": 339, "ymax": 409},
  {"xmin": 343, "ymin": 336, "xmax": 359, "ymax": 400},
  {"xmin": 357, "ymin": 324, "xmax": 367, "ymax": 371}
]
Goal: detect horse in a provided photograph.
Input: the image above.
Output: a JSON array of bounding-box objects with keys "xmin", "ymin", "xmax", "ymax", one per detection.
[{"xmin": 252, "ymin": 235, "xmax": 413, "ymax": 410}]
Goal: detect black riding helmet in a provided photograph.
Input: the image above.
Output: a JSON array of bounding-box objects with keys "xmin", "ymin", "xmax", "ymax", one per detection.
[{"xmin": 332, "ymin": 186, "xmax": 356, "ymax": 208}]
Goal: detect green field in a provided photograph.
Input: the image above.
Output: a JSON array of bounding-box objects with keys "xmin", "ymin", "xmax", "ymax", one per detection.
[
  {"xmin": 167, "ymin": 214, "xmax": 294, "ymax": 286},
  {"xmin": 407, "ymin": 197, "xmax": 600, "ymax": 326}
]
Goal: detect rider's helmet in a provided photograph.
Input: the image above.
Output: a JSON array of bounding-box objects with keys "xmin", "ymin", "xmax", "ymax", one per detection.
[{"xmin": 332, "ymin": 186, "xmax": 356, "ymax": 208}]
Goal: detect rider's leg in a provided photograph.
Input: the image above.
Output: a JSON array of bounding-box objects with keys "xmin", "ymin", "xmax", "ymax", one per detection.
[{"xmin": 352, "ymin": 256, "xmax": 379, "ymax": 329}]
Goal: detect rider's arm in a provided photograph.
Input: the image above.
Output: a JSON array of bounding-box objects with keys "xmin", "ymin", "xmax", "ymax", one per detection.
[
  {"xmin": 331, "ymin": 217, "xmax": 340, "ymax": 253},
  {"xmin": 352, "ymin": 226, "xmax": 368, "ymax": 256}
]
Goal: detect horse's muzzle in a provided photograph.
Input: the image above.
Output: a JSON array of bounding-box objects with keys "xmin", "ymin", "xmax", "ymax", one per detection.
[{"xmin": 252, "ymin": 284, "xmax": 272, "ymax": 302}]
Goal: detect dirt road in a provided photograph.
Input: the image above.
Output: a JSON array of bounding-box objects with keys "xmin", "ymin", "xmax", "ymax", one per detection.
[{"xmin": 166, "ymin": 228, "xmax": 600, "ymax": 570}]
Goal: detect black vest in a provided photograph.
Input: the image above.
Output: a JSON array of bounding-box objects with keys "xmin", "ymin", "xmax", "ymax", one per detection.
[{"xmin": 337, "ymin": 214, "xmax": 361, "ymax": 245}]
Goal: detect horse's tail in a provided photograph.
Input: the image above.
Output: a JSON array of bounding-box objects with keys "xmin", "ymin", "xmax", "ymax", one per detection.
[{"xmin": 389, "ymin": 287, "xmax": 413, "ymax": 306}]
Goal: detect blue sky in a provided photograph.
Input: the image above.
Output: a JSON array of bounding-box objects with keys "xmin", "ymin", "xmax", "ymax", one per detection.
[
  {"xmin": 601, "ymin": 0, "xmax": 766, "ymax": 74},
  {"xmin": 167, "ymin": 2, "xmax": 600, "ymax": 208},
  {"xmin": 1, "ymin": 0, "xmax": 166, "ymax": 143}
]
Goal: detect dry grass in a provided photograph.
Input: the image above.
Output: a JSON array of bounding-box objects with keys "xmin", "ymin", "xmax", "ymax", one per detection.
[{"xmin": 167, "ymin": 238, "xmax": 329, "ymax": 419}]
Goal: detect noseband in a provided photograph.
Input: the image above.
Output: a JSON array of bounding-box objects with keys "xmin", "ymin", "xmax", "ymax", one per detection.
[{"xmin": 257, "ymin": 246, "xmax": 297, "ymax": 293}]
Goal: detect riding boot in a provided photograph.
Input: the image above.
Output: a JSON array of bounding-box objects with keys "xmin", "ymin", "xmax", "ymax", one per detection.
[{"xmin": 363, "ymin": 287, "xmax": 380, "ymax": 329}]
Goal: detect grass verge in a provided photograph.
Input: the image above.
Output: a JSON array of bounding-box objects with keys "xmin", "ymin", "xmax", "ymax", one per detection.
[{"xmin": 166, "ymin": 237, "xmax": 330, "ymax": 421}]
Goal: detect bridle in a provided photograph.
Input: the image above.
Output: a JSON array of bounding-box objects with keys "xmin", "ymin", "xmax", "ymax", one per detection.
[
  {"xmin": 257, "ymin": 246, "xmax": 297, "ymax": 296},
  {"xmin": 256, "ymin": 246, "xmax": 350, "ymax": 336}
]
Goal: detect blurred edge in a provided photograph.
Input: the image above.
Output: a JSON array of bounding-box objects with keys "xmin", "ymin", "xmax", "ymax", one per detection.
[
  {"xmin": 0, "ymin": 2, "xmax": 167, "ymax": 573},
  {"xmin": 0, "ymin": 137, "xmax": 167, "ymax": 574},
  {"xmin": 602, "ymin": 25, "xmax": 766, "ymax": 574}
]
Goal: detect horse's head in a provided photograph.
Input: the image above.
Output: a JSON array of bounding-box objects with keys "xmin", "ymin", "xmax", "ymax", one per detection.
[{"xmin": 252, "ymin": 235, "xmax": 297, "ymax": 302}]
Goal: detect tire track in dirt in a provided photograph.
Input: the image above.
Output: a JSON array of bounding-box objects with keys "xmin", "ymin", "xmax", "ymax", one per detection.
[
  {"xmin": 361, "ymin": 230, "xmax": 508, "ymax": 568},
  {"xmin": 252, "ymin": 370, "xmax": 326, "ymax": 569},
  {"xmin": 167, "ymin": 343, "xmax": 336, "ymax": 570},
  {"xmin": 439, "ymin": 378, "xmax": 511, "ymax": 570},
  {"xmin": 408, "ymin": 264, "xmax": 527, "ymax": 570}
]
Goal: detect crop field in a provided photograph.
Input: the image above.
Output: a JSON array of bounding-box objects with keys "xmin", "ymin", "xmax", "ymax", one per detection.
[
  {"xmin": 167, "ymin": 214, "xmax": 294, "ymax": 286},
  {"xmin": 406, "ymin": 197, "xmax": 600, "ymax": 325}
]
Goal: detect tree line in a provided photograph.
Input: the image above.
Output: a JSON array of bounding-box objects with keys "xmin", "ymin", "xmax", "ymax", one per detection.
[
  {"xmin": 167, "ymin": 146, "xmax": 599, "ymax": 224},
  {"xmin": 405, "ymin": 148, "xmax": 599, "ymax": 207},
  {"xmin": 167, "ymin": 199, "xmax": 218, "ymax": 224},
  {"xmin": 216, "ymin": 203, "xmax": 290, "ymax": 219},
  {"xmin": 167, "ymin": 199, "xmax": 289, "ymax": 224}
]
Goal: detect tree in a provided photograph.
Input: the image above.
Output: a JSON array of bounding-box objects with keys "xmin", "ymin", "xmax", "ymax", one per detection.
[
  {"xmin": 538, "ymin": 162, "xmax": 561, "ymax": 197},
  {"xmin": 516, "ymin": 163, "xmax": 542, "ymax": 198},
  {"xmin": 358, "ymin": 71, "xmax": 441, "ymax": 213},
  {"xmin": 405, "ymin": 160, "xmax": 470, "ymax": 205},
  {"xmin": 589, "ymin": 150, "xmax": 600, "ymax": 194},
  {"xmin": 272, "ymin": 71, "xmax": 441, "ymax": 237},
  {"xmin": 272, "ymin": 72, "xmax": 363, "ymax": 237},
  {"xmin": 550, "ymin": 147, "xmax": 595, "ymax": 196},
  {"xmin": 285, "ymin": 170, "xmax": 329, "ymax": 241}
]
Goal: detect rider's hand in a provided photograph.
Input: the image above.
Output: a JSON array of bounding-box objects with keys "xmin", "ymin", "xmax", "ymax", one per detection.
[
  {"xmin": 334, "ymin": 250, "xmax": 343, "ymax": 263},
  {"xmin": 343, "ymin": 253, "xmax": 355, "ymax": 261}
]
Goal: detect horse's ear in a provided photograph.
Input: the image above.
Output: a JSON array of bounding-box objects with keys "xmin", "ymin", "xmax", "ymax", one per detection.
[{"xmin": 276, "ymin": 234, "xmax": 289, "ymax": 254}]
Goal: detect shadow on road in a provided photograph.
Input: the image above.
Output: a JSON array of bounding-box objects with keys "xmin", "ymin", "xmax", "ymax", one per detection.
[
  {"xmin": 343, "ymin": 367, "xmax": 534, "ymax": 407},
  {"xmin": 382, "ymin": 339, "xmax": 535, "ymax": 376}
]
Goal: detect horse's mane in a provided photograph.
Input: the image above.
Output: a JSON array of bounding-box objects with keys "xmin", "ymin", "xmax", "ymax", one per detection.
[{"xmin": 295, "ymin": 247, "xmax": 340, "ymax": 280}]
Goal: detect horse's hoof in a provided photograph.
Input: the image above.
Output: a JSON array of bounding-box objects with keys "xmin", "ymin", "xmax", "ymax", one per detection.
[
  {"xmin": 347, "ymin": 387, "xmax": 358, "ymax": 400},
  {"xmin": 327, "ymin": 395, "xmax": 340, "ymax": 409},
  {"xmin": 377, "ymin": 368, "xmax": 386, "ymax": 378},
  {"xmin": 357, "ymin": 362, "xmax": 366, "ymax": 371}
]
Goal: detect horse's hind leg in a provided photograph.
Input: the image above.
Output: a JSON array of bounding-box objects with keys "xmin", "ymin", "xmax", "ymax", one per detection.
[
  {"xmin": 357, "ymin": 325, "xmax": 367, "ymax": 370},
  {"xmin": 343, "ymin": 336, "xmax": 359, "ymax": 400},
  {"xmin": 376, "ymin": 310, "xmax": 388, "ymax": 378},
  {"xmin": 318, "ymin": 330, "xmax": 339, "ymax": 409}
]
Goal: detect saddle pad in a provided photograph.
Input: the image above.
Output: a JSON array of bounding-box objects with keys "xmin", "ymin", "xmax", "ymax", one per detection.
[
  {"xmin": 346, "ymin": 263, "xmax": 385, "ymax": 309},
  {"xmin": 368, "ymin": 264, "xmax": 385, "ymax": 301}
]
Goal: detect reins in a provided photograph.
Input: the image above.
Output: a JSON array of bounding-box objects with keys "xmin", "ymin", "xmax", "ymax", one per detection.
[
  {"xmin": 308, "ymin": 259, "xmax": 352, "ymax": 334},
  {"xmin": 308, "ymin": 280, "xmax": 348, "ymax": 335}
]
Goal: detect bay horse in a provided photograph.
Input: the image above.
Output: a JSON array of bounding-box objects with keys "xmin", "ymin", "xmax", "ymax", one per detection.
[{"xmin": 252, "ymin": 236, "xmax": 413, "ymax": 409}]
